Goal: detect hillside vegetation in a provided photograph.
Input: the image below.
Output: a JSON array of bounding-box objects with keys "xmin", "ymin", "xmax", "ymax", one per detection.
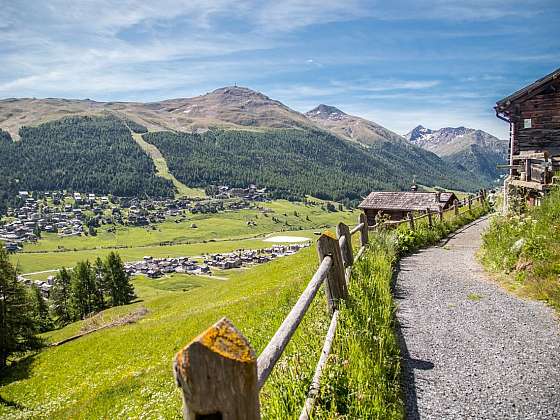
[
  {"xmin": 0, "ymin": 116, "xmax": 175, "ymax": 200},
  {"xmin": 145, "ymin": 129, "xmax": 481, "ymax": 205},
  {"xmin": 481, "ymin": 188, "xmax": 560, "ymax": 311},
  {"xmin": 0, "ymin": 248, "xmax": 331, "ymax": 419}
]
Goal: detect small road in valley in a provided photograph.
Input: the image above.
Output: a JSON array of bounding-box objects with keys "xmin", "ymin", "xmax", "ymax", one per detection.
[{"xmin": 396, "ymin": 216, "xmax": 560, "ymax": 419}]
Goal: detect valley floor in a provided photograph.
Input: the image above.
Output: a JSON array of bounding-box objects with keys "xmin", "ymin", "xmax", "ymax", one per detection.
[{"xmin": 396, "ymin": 217, "xmax": 560, "ymax": 419}]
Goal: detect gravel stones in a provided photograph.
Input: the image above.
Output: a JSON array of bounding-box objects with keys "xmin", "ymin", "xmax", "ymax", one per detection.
[{"xmin": 396, "ymin": 217, "xmax": 560, "ymax": 420}]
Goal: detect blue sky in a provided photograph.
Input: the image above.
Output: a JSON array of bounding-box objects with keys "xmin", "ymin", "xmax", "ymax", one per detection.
[{"xmin": 1, "ymin": 0, "xmax": 559, "ymax": 137}]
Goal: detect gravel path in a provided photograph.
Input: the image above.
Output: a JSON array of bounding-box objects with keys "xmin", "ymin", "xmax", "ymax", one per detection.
[{"xmin": 396, "ymin": 216, "xmax": 560, "ymax": 420}]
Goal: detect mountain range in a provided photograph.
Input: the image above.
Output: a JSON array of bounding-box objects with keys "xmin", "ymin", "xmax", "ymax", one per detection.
[
  {"xmin": 0, "ymin": 86, "xmax": 501, "ymax": 210},
  {"xmin": 405, "ymin": 125, "xmax": 508, "ymax": 183}
]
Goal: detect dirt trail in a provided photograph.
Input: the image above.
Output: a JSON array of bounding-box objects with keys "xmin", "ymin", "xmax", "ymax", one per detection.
[{"xmin": 396, "ymin": 217, "xmax": 560, "ymax": 419}]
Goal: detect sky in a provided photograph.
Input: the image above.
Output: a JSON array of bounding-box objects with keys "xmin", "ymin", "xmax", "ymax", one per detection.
[{"xmin": 1, "ymin": 0, "xmax": 559, "ymax": 138}]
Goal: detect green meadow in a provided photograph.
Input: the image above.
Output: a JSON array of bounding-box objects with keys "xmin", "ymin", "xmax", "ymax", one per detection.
[{"xmin": 0, "ymin": 247, "xmax": 331, "ymax": 419}]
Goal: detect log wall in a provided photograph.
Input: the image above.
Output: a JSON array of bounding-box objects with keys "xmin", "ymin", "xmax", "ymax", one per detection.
[{"xmin": 512, "ymin": 81, "xmax": 560, "ymax": 157}]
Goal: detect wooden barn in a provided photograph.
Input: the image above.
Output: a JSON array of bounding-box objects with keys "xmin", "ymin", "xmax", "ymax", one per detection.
[
  {"xmin": 358, "ymin": 191, "xmax": 457, "ymax": 225},
  {"xmin": 495, "ymin": 67, "xmax": 560, "ymax": 205}
]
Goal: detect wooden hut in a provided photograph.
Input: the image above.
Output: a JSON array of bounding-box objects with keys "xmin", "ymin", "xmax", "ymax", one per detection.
[
  {"xmin": 358, "ymin": 191, "xmax": 457, "ymax": 226},
  {"xmin": 495, "ymin": 67, "xmax": 560, "ymax": 205}
]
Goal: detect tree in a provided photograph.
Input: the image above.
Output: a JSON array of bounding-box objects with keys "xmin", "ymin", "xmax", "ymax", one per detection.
[
  {"xmin": 0, "ymin": 249, "xmax": 40, "ymax": 369},
  {"xmin": 51, "ymin": 268, "xmax": 72, "ymax": 325},
  {"xmin": 70, "ymin": 261, "xmax": 98, "ymax": 319},
  {"xmin": 105, "ymin": 252, "xmax": 135, "ymax": 306},
  {"xmin": 31, "ymin": 285, "xmax": 53, "ymax": 332},
  {"xmin": 93, "ymin": 257, "xmax": 108, "ymax": 310}
]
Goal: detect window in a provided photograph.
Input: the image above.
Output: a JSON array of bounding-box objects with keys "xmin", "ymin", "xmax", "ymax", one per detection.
[{"xmin": 524, "ymin": 118, "xmax": 532, "ymax": 129}]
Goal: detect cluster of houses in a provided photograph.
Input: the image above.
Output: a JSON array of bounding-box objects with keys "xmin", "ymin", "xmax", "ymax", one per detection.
[
  {"xmin": 124, "ymin": 243, "xmax": 309, "ymax": 279},
  {"xmin": 210, "ymin": 184, "xmax": 269, "ymax": 201},
  {"xmin": 1, "ymin": 194, "xmax": 86, "ymax": 252},
  {"xmin": 1, "ymin": 188, "xmax": 273, "ymax": 251},
  {"xmin": 17, "ymin": 274, "xmax": 55, "ymax": 298}
]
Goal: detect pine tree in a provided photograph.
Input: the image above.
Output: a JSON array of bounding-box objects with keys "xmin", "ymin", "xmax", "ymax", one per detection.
[
  {"xmin": 70, "ymin": 261, "xmax": 98, "ymax": 319},
  {"xmin": 105, "ymin": 252, "xmax": 135, "ymax": 306},
  {"xmin": 51, "ymin": 267, "xmax": 72, "ymax": 324},
  {"xmin": 31, "ymin": 285, "xmax": 52, "ymax": 332},
  {"xmin": 0, "ymin": 249, "xmax": 40, "ymax": 368},
  {"xmin": 93, "ymin": 257, "xmax": 108, "ymax": 310}
]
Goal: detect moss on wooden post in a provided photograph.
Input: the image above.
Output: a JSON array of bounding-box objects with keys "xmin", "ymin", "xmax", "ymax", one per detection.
[{"xmin": 174, "ymin": 318, "xmax": 260, "ymax": 420}]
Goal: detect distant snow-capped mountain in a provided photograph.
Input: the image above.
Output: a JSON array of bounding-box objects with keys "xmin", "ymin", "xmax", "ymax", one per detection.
[{"xmin": 404, "ymin": 125, "xmax": 509, "ymax": 184}]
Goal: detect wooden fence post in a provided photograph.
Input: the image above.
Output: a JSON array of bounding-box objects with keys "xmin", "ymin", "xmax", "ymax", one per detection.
[
  {"xmin": 359, "ymin": 213, "xmax": 368, "ymax": 246},
  {"xmin": 317, "ymin": 231, "xmax": 347, "ymax": 314},
  {"xmin": 336, "ymin": 222, "xmax": 353, "ymax": 268},
  {"xmin": 438, "ymin": 207, "xmax": 443, "ymax": 222},
  {"xmin": 454, "ymin": 200, "xmax": 459, "ymax": 216},
  {"xmin": 407, "ymin": 212, "xmax": 415, "ymax": 230},
  {"xmin": 426, "ymin": 208, "xmax": 433, "ymax": 228},
  {"xmin": 468, "ymin": 195, "xmax": 472, "ymax": 210},
  {"xmin": 174, "ymin": 317, "xmax": 260, "ymax": 420}
]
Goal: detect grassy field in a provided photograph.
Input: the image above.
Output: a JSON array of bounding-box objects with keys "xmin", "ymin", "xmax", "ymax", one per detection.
[
  {"xmin": 0, "ymin": 247, "xmax": 332, "ymax": 419},
  {"xmin": 480, "ymin": 187, "xmax": 560, "ymax": 311},
  {"xmin": 11, "ymin": 200, "xmax": 356, "ymax": 274}
]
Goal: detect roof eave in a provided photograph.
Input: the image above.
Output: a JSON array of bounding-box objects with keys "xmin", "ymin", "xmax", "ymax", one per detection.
[{"xmin": 495, "ymin": 67, "xmax": 560, "ymax": 109}]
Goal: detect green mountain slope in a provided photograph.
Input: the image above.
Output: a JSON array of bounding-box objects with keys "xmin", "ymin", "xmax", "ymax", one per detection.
[
  {"xmin": 145, "ymin": 128, "xmax": 481, "ymax": 205},
  {"xmin": 0, "ymin": 116, "xmax": 175, "ymax": 201}
]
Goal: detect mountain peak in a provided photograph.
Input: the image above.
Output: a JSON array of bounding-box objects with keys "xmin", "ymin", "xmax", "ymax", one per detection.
[
  {"xmin": 209, "ymin": 86, "xmax": 270, "ymax": 100},
  {"xmin": 405, "ymin": 125, "xmax": 433, "ymax": 141},
  {"xmin": 306, "ymin": 104, "xmax": 347, "ymax": 119}
]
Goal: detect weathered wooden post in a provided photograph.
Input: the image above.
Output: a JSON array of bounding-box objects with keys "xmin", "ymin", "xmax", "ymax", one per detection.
[
  {"xmin": 454, "ymin": 199, "xmax": 459, "ymax": 216},
  {"xmin": 438, "ymin": 207, "xmax": 443, "ymax": 222},
  {"xmin": 359, "ymin": 213, "xmax": 369, "ymax": 246},
  {"xmin": 478, "ymin": 190, "xmax": 483, "ymax": 204},
  {"xmin": 336, "ymin": 222, "xmax": 353, "ymax": 268},
  {"xmin": 407, "ymin": 212, "xmax": 415, "ymax": 230},
  {"xmin": 468, "ymin": 195, "xmax": 472, "ymax": 210},
  {"xmin": 174, "ymin": 318, "xmax": 260, "ymax": 420},
  {"xmin": 317, "ymin": 231, "xmax": 347, "ymax": 314},
  {"xmin": 426, "ymin": 208, "xmax": 433, "ymax": 228}
]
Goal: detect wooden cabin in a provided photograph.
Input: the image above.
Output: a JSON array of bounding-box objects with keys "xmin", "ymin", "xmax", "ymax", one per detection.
[
  {"xmin": 358, "ymin": 191, "xmax": 457, "ymax": 225},
  {"xmin": 495, "ymin": 67, "xmax": 560, "ymax": 204}
]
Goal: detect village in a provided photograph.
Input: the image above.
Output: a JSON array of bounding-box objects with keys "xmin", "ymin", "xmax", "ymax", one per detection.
[
  {"xmin": 123, "ymin": 243, "xmax": 310, "ymax": 279},
  {"xmin": 0, "ymin": 185, "xmax": 270, "ymax": 252},
  {"xmin": 14, "ymin": 243, "xmax": 310, "ymax": 298}
]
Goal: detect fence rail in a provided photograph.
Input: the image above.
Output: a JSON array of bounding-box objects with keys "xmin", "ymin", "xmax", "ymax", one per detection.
[{"xmin": 173, "ymin": 190, "xmax": 486, "ymax": 419}]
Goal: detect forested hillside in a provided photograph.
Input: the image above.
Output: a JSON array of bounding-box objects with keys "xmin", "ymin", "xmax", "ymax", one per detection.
[
  {"xmin": 146, "ymin": 129, "xmax": 481, "ymax": 204},
  {"xmin": 0, "ymin": 116, "xmax": 174, "ymax": 208},
  {"xmin": 0, "ymin": 129, "xmax": 18, "ymax": 213}
]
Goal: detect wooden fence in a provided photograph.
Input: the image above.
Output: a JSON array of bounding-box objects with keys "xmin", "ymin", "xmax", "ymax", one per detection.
[{"xmin": 172, "ymin": 190, "xmax": 487, "ymax": 419}]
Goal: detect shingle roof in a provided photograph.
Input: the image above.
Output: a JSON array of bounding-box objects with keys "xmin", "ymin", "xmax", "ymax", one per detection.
[{"xmin": 358, "ymin": 191, "xmax": 450, "ymax": 212}]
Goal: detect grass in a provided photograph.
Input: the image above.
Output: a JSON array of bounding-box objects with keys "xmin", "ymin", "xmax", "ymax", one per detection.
[
  {"xmin": 131, "ymin": 132, "xmax": 206, "ymax": 198},
  {"xmin": 0, "ymin": 247, "xmax": 332, "ymax": 419},
  {"xmin": 480, "ymin": 187, "xmax": 560, "ymax": 312},
  {"xmin": 315, "ymin": 232, "xmax": 403, "ymax": 419}
]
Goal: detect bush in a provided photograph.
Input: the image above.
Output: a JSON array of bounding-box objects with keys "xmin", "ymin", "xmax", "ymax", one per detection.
[{"xmin": 481, "ymin": 187, "xmax": 560, "ymax": 310}]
